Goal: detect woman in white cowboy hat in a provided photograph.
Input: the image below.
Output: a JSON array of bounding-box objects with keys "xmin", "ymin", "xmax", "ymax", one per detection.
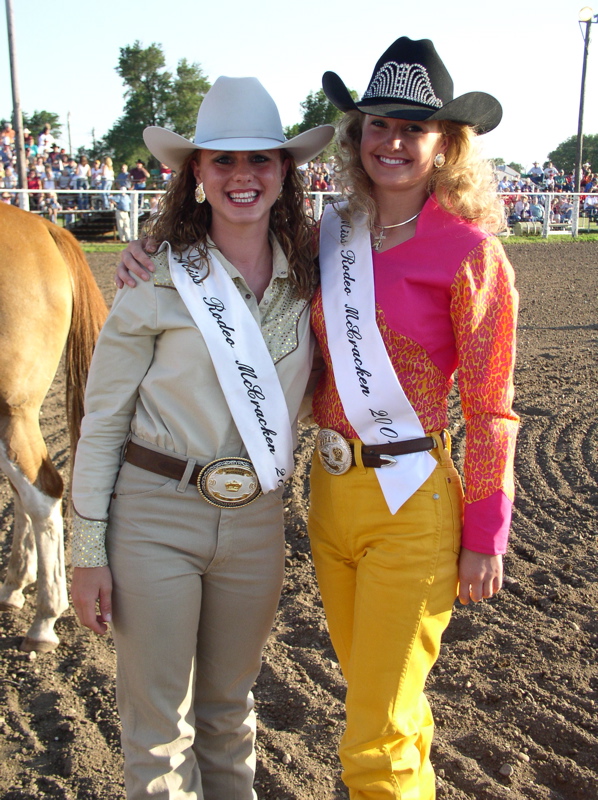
[
  {"xmin": 70, "ymin": 76, "xmax": 333, "ymax": 800},
  {"xmin": 306, "ymin": 37, "xmax": 519, "ymax": 799}
]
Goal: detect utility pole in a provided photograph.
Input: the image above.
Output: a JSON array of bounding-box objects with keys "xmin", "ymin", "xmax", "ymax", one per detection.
[{"xmin": 5, "ymin": 0, "xmax": 29, "ymax": 210}]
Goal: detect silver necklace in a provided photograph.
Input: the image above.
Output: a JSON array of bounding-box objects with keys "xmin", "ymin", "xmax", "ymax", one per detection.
[{"xmin": 372, "ymin": 212, "xmax": 421, "ymax": 251}]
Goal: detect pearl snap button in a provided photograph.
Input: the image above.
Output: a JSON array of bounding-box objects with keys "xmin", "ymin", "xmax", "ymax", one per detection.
[{"xmin": 432, "ymin": 493, "xmax": 440, "ymax": 500}]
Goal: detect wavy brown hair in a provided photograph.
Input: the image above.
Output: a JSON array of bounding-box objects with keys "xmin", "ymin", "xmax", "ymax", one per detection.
[
  {"xmin": 145, "ymin": 151, "xmax": 318, "ymax": 298},
  {"xmin": 333, "ymin": 110, "xmax": 506, "ymax": 234}
]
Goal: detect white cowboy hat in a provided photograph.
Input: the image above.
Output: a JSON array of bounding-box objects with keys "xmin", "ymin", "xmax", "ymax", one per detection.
[{"xmin": 144, "ymin": 76, "xmax": 335, "ymax": 171}]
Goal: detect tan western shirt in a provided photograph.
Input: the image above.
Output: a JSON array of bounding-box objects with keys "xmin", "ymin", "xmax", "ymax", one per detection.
[{"xmin": 72, "ymin": 238, "xmax": 313, "ymax": 567}]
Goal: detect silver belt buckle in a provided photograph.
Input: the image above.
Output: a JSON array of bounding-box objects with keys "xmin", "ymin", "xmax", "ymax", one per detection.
[
  {"xmin": 197, "ymin": 457, "xmax": 262, "ymax": 508},
  {"xmin": 316, "ymin": 429, "xmax": 352, "ymax": 475}
]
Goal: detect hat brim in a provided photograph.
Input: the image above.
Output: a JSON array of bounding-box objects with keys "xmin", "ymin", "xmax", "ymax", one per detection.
[
  {"xmin": 322, "ymin": 71, "xmax": 502, "ymax": 134},
  {"xmin": 143, "ymin": 125, "xmax": 335, "ymax": 172}
]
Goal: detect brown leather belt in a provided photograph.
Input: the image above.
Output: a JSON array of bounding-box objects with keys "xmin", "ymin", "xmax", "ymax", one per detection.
[
  {"xmin": 124, "ymin": 441, "xmax": 263, "ymax": 508},
  {"xmin": 124, "ymin": 441, "xmax": 204, "ymax": 484},
  {"xmin": 353, "ymin": 436, "xmax": 437, "ymax": 468}
]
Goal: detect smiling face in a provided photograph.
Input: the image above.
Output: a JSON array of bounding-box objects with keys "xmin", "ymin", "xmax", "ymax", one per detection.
[
  {"xmin": 359, "ymin": 114, "xmax": 448, "ymax": 201},
  {"xmin": 191, "ymin": 149, "xmax": 289, "ymax": 232}
]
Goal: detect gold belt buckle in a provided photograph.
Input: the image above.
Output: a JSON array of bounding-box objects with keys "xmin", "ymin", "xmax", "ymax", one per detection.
[
  {"xmin": 316, "ymin": 429, "xmax": 352, "ymax": 475},
  {"xmin": 197, "ymin": 457, "xmax": 262, "ymax": 508}
]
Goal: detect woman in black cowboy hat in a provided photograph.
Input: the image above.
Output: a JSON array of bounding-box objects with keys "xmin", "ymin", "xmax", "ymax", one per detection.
[{"xmin": 307, "ymin": 37, "xmax": 518, "ymax": 799}]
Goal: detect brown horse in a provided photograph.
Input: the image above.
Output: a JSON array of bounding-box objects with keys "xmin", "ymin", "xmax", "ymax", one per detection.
[{"xmin": 0, "ymin": 203, "xmax": 107, "ymax": 652}]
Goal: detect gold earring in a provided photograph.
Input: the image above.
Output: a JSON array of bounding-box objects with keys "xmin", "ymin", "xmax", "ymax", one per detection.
[
  {"xmin": 433, "ymin": 153, "xmax": 446, "ymax": 168},
  {"xmin": 195, "ymin": 182, "xmax": 205, "ymax": 203}
]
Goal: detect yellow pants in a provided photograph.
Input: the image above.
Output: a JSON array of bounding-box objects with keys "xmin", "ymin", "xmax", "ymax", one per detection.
[{"xmin": 308, "ymin": 432, "xmax": 462, "ymax": 800}]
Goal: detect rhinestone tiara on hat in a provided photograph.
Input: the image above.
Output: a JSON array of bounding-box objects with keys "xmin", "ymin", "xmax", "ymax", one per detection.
[{"xmin": 362, "ymin": 62, "xmax": 443, "ymax": 109}]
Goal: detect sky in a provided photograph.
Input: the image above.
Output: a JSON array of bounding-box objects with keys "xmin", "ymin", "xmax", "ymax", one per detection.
[{"xmin": 2, "ymin": 0, "xmax": 598, "ymax": 172}]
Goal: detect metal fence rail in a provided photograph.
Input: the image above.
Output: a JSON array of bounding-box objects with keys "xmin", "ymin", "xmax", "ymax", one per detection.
[{"xmin": 3, "ymin": 189, "xmax": 596, "ymax": 238}]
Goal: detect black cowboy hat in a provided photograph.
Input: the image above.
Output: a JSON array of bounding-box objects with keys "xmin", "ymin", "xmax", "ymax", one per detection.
[{"xmin": 322, "ymin": 36, "xmax": 502, "ymax": 134}]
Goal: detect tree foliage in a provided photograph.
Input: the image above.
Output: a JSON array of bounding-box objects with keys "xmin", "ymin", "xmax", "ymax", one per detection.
[
  {"xmin": 284, "ymin": 88, "xmax": 357, "ymax": 158},
  {"xmin": 102, "ymin": 41, "xmax": 210, "ymax": 167},
  {"xmin": 548, "ymin": 134, "xmax": 598, "ymax": 173}
]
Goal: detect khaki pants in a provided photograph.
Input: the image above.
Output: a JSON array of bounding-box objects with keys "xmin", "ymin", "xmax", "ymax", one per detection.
[
  {"xmin": 308, "ymin": 433, "xmax": 462, "ymax": 800},
  {"xmin": 107, "ymin": 459, "xmax": 285, "ymax": 800}
]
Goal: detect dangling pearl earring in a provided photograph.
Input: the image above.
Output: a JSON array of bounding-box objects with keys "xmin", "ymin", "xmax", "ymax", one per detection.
[
  {"xmin": 433, "ymin": 153, "xmax": 446, "ymax": 168},
  {"xmin": 195, "ymin": 182, "xmax": 206, "ymax": 203}
]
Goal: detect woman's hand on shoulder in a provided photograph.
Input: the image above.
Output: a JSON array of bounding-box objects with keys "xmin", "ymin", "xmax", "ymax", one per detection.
[
  {"xmin": 458, "ymin": 548, "xmax": 503, "ymax": 605},
  {"xmin": 115, "ymin": 238, "xmax": 157, "ymax": 289},
  {"xmin": 71, "ymin": 566, "xmax": 113, "ymax": 635}
]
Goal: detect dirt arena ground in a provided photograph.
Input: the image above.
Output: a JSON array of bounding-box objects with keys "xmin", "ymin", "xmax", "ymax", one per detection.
[{"xmin": 1, "ymin": 241, "xmax": 597, "ymax": 800}]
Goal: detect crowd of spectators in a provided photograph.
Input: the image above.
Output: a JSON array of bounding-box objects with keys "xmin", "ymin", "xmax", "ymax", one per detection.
[
  {"xmin": 497, "ymin": 159, "xmax": 597, "ymax": 227},
  {"xmin": 299, "ymin": 157, "xmax": 337, "ymax": 193},
  {"xmin": 0, "ymin": 121, "xmax": 176, "ymax": 233},
  {"xmin": 2, "ymin": 121, "xmax": 596, "ymax": 233}
]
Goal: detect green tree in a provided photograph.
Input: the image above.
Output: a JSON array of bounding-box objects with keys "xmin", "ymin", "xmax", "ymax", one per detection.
[
  {"xmin": 508, "ymin": 162, "xmax": 524, "ymax": 175},
  {"xmin": 284, "ymin": 88, "xmax": 358, "ymax": 157},
  {"xmin": 103, "ymin": 42, "xmax": 210, "ymax": 168},
  {"xmin": 548, "ymin": 134, "xmax": 598, "ymax": 173},
  {"xmin": 167, "ymin": 58, "xmax": 211, "ymax": 140}
]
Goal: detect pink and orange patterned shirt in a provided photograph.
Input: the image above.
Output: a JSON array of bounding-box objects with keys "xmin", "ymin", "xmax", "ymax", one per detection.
[{"xmin": 311, "ymin": 195, "xmax": 519, "ymax": 555}]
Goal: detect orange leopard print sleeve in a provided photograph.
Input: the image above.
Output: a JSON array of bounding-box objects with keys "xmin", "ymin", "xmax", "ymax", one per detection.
[{"xmin": 450, "ymin": 237, "xmax": 519, "ymax": 503}]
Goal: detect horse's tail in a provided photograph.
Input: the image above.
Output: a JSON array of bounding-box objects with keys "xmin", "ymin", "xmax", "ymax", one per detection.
[{"xmin": 42, "ymin": 220, "xmax": 108, "ymax": 456}]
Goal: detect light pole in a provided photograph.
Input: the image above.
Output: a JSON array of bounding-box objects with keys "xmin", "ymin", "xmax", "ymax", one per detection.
[{"xmin": 573, "ymin": 6, "xmax": 598, "ymax": 235}]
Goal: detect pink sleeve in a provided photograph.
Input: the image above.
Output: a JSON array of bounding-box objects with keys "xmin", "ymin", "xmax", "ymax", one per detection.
[{"xmin": 462, "ymin": 490, "xmax": 512, "ymax": 555}]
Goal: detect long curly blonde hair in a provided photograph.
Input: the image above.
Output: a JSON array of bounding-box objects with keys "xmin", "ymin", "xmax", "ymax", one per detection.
[
  {"xmin": 332, "ymin": 110, "xmax": 505, "ymax": 234},
  {"xmin": 145, "ymin": 151, "xmax": 318, "ymax": 298}
]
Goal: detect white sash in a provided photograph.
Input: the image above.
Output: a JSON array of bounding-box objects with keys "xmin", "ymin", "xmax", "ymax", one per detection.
[
  {"xmin": 166, "ymin": 243, "xmax": 295, "ymax": 493},
  {"xmin": 319, "ymin": 203, "xmax": 436, "ymax": 513}
]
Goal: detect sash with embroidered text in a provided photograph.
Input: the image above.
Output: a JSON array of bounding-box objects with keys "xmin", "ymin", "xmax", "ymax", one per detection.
[
  {"xmin": 319, "ymin": 203, "xmax": 436, "ymax": 513},
  {"xmin": 165, "ymin": 242, "xmax": 294, "ymax": 493}
]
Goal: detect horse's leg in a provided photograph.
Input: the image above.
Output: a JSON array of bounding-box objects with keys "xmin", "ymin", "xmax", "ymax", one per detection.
[
  {"xmin": 0, "ymin": 489, "xmax": 38, "ymax": 610},
  {"xmin": 21, "ymin": 488, "xmax": 66, "ymax": 653},
  {"xmin": 0, "ymin": 415, "xmax": 67, "ymax": 652}
]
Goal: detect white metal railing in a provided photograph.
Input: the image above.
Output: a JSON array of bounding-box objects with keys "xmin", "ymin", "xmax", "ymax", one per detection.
[
  {"xmin": 497, "ymin": 191, "xmax": 597, "ymax": 236},
  {"xmin": 3, "ymin": 188, "xmax": 595, "ymax": 238}
]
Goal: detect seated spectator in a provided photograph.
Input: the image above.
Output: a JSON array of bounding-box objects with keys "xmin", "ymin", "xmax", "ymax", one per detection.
[
  {"xmin": 1, "ymin": 190, "xmax": 13, "ymax": 204},
  {"xmin": 3, "ymin": 164, "xmax": 17, "ymax": 190},
  {"xmin": 42, "ymin": 165, "xmax": 56, "ymax": 191},
  {"xmin": 1, "ymin": 143, "xmax": 14, "ymax": 167},
  {"xmin": 38, "ymin": 124, "xmax": 54, "ymax": 157},
  {"xmin": 38, "ymin": 192, "xmax": 62, "ymax": 224},
  {"xmin": 2, "ymin": 121, "xmax": 15, "ymax": 146},
  {"xmin": 550, "ymin": 198, "xmax": 563, "ymax": 223},
  {"xmin": 529, "ymin": 199, "xmax": 544, "ymax": 221},
  {"xmin": 554, "ymin": 170, "xmax": 567, "ymax": 191},
  {"xmin": 148, "ymin": 194, "xmax": 161, "ymax": 215},
  {"xmin": 543, "ymin": 161, "xmax": 558, "ymax": 185},
  {"xmin": 558, "ymin": 197, "xmax": 573, "ymax": 221},
  {"xmin": 34, "ymin": 155, "xmax": 46, "ymax": 176},
  {"xmin": 582, "ymin": 172, "xmax": 595, "ymax": 192},
  {"xmin": 159, "ymin": 162, "xmax": 172, "ymax": 188},
  {"xmin": 514, "ymin": 195, "xmax": 531, "ymax": 219},
  {"xmin": 27, "ymin": 168, "xmax": 43, "ymax": 208},
  {"xmin": 583, "ymin": 188, "xmax": 598, "ymax": 221},
  {"xmin": 48, "ymin": 144, "xmax": 62, "ymax": 171},
  {"xmin": 528, "ymin": 162, "xmax": 544, "ymax": 185},
  {"xmin": 24, "ymin": 135, "xmax": 38, "ymax": 160}
]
